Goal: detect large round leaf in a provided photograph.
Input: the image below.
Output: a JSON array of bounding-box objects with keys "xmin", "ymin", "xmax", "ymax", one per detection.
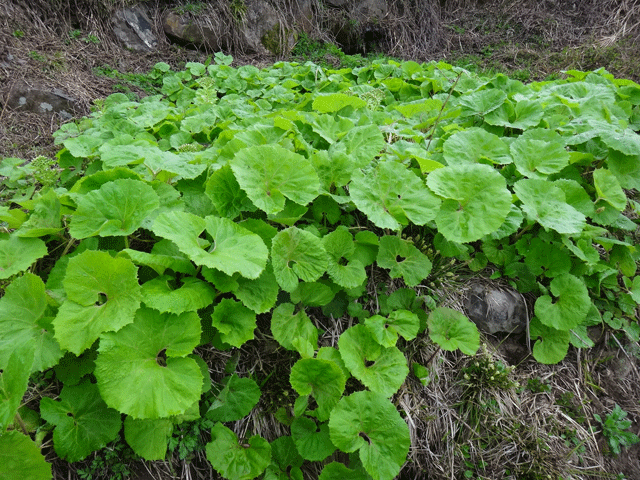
[
  {"xmin": 141, "ymin": 275, "xmax": 216, "ymax": 314},
  {"xmin": 427, "ymin": 307, "xmax": 479, "ymax": 355},
  {"xmin": 206, "ymin": 422, "xmax": 271, "ymax": 480},
  {"xmin": 40, "ymin": 381, "xmax": 122, "ymax": 462},
  {"xmin": 271, "ymin": 303, "xmax": 318, "ymax": 356},
  {"xmin": 593, "ymin": 168, "xmax": 627, "ymax": 211},
  {"xmin": 530, "ymin": 317, "xmax": 570, "ymax": 364},
  {"xmin": 53, "ymin": 250, "xmax": 142, "ymax": 355},
  {"xmin": 350, "ymin": 160, "xmax": 441, "ymax": 230},
  {"xmin": 291, "ymin": 417, "xmax": 336, "ymax": 461},
  {"xmin": 207, "ymin": 375, "xmax": 261, "ymax": 422},
  {"xmin": 328, "ymin": 391, "xmax": 410, "ymax": 480},
  {"xmin": 230, "ymin": 144, "xmax": 320, "ymax": 214},
  {"xmin": 338, "ymin": 324, "xmax": 408, "ymax": 397},
  {"xmin": 271, "ymin": 227, "xmax": 328, "ymax": 292},
  {"xmin": 69, "ymin": 179, "xmax": 159, "ymax": 238},
  {"xmin": 211, "ymin": 298, "xmax": 257, "ymax": 348},
  {"xmin": 534, "ymin": 273, "xmax": 590, "ymax": 331},
  {"xmin": 322, "ymin": 226, "xmax": 367, "ymax": 289},
  {"xmin": 124, "ymin": 416, "xmax": 173, "ymax": 460},
  {"xmin": 510, "ymin": 129, "xmax": 570, "ymax": 179},
  {"xmin": 290, "ymin": 358, "xmax": 346, "ymax": 421},
  {"xmin": 443, "ymin": 127, "xmax": 512, "ymax": 165},
  {"xmin": 95, "ymin": 308, "xmax": 203, "ymax": 419},
  {"xmin": 427, "ymin": 164, "xmax": 511, "ymax": 243},
  {"xmin": 364, "ymin": 309, "xmax": 420, "ymax": 348},
  {"xmin": 377, "ymin": 235, "xmax": 432, "ymax": 287},
  {"xmin": 0, "ymin": 234, "xmax": 47, "ymax": 280}
]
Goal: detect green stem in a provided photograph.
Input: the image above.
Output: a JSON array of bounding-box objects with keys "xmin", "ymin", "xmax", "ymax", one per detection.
[
  {"xmin": 124, "ymin": 236, "xmax": 130, "ymax": 249},
  {"xmin": 14, "ymin": 411, "xmax": 28, "ymax": 436}
]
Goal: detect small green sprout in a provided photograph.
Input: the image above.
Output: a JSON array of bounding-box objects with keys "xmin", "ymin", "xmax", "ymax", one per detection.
[{"xmin": 594, "ymin": 404, "xmax": 640, "ymax": 456}]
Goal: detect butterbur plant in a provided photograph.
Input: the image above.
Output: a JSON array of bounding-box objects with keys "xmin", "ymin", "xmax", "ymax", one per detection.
[{"xmin": 1, "ymin": 53, "xmax": 640, "ymax": 479}]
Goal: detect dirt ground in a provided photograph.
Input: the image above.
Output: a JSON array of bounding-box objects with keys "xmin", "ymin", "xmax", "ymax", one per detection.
[{"xmin": 1, "ymin": 0, "xmax": 640, "ymax": 479}]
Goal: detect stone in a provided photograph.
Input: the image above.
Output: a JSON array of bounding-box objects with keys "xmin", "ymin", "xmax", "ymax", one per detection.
[
  {"xmin": 463, "ymin": 282, "xmax": 528, "ymax": 335},
  {"xmin": 163, "ymin": 10, "xmax": 228, "ymax": 52},
  {"xmin": 325, "ymin": 0, "xmax": 350, "ymax": 7},
  {"xmin": 5, "ymin": 82, "xmax": 78, "ymax": 118},
  {"xmin": 112, "ymin": 5, "xmax": 158, "ymax": 52},
  {"xmin": 290, "ymin": 0, "xmax": 315, "ymax": 33}
]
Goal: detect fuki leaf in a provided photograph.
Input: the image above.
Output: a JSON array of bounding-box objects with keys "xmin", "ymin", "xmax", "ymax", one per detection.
[
  {"xmin": 365, "ymin": 310, "xmax": 420, "ymax": 348},
  {"xmin": 40, "ymin": 381, "xmax": 122, "ymax": 462},
  {"xmin": 312, "ymin": 93, "xmax": 367, "ymax": 113},
  {"xmin": 0, "ymin": 234, "xmax": 48, "ymax": 280},
  {"xmin": 290, "ymin": 417, "xmax": 336, "ymax": 461},
  {"xmin": 530, "ymin": 317, "xmax": 570, "ymax": 364},
  {"xmin": 141, "ymin": 275, "xmax": 216, "ymax": 314},
  {"xmin": 319, "ymin": 462, "xmax": 370, "ymax": 480},
  {"xmin": 206, "ymin": 422, "xmax": 271, "ymax": 480},
  {"xmin": 53, "ymin": 250, "xmax": 142, "ymax": 355},
  {"xmin": 534, "ymin": 273, "xmax": 590, "ymax": 331},
  {"xmin": 427, "ymin": 307, "xmax": 479, "ymax": 355},
  {"xmin": 0, "ymin": 344, "xmax": 34, "ymax": 430},
  {"xmin": 211, "ymin": 298, "xmax": 257, "ymax": 348},
  {"xmin": 510, "ymin": 129, "xmax": 570, "ymax": 179},
  {"xmin": 95, "ymin": 308, "xmax": 203, "ymax": 419},
  {"xmin": 377, "ymin": 235, "xmax": 432, "ymax": 287},
  {"xmin": 207, "ymin": 375, "xmax": 261, "ymax": 422},
  {"xmin": 271, "ymin": 227, "xmax": 329, "ymax": 292},
  {"xmin": 0, "ymin": 431, "xmax": 52, "ymax": 480},
  {"xmin": 328, "ymin": 390, "xmax": 410, "ymax": 480},
  {"xmin": 124, "ymin": 416, "xmax": 173, "ymax": 460},
  {"xmin": 338, "ymin": 324, "xmax": 408, "ymax": 397},
  {"xmin": 205, "ymin": 165, "xmax": 256, "ymax": 219},
  {"xmin": 443, "ymin": 127, "xmax": 512, "ymax": 165},
  {"xmin": 593, "ymin": 168, "xmax": 627, "ymax": 211},
  {"xmin": 427, "ymin": 164, "xmax": 511, "ymax": 243},
  {"xmin": 290, "ymin": 358, "xmax": 346, "ymax": 421},
  {"xmin": 271, "ymin": 303, "xmax": 318, "ymax": 355},
  {"xmin": 322, "ymin": 226, "xmax": 367, "ymax": 289},
  {"xmin": 69, "ymin": 179, "xmax": 159, "ymax": 238}
]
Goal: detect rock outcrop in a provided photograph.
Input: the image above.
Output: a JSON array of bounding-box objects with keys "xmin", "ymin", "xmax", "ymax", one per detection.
[{"xmin": 112, "ymin": 5, "xmax": 158, "ymax": 52}]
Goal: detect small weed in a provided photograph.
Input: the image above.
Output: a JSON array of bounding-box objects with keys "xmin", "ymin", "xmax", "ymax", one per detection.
[
  {"xmin": 84, "ymin": 34, "xmax": 100, "ymax": 44},
  {"xmin": 76, "ymin": 438, "xmax": 138, "ymax": 480},
  {"xmin": 12, "ymin": 29, "xmax": 25, "ymax": 38},
  {"xmin": 229, "ymin": 0, "xmax": 247, "ymax": 21},
  {"xmin": 594, "ymin": 404, "xmax": 640, "ymax": 456},
  {"xmin": 555, "ymin": 392, "xmax": 586, "ymax": 423},
  {"xmin": 461, "ymin": 346, "xmax": 518, "ymax": 393},
  {"xmin": 168, "ymin": 416, "xmax": 215, "ymax": 460},
  {"xmin": 175, "ymin": 2, "xmax": 206, "ymax": 15},
  {"xmin": 28, "ymin": 50, "xmax": 46, "ymax": 62},
  {"xmin": 526, "ymin": 377, "xmax": 551, "ymax": 394},
  {"xmin": 69, "ymin": 29, "xmax": 83, "ymax": 40}
]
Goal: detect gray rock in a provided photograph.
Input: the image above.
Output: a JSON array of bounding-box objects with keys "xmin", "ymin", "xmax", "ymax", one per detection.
[
  {"xmin": 5, "ymin": 82, "xmax": 78, "ymax": 118},
  {"xmin": 163, "ymin": 10, "xmax": 228, "ymax": 52},
  {"xmin": 112, "ymin": 5, "xmax": 158, "ymax": 52},
  {"xmin": 463, "ymin": 282, "xmax": 528, "ymax": 335},
  {"xmin": 325, "ymin": 0, "xmax": 350, "ymax": 7}
]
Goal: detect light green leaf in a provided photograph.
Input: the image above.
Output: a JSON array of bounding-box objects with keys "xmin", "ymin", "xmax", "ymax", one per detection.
[
  {"xmin": 530, "ymin": 317, "xmax": 570, "ymax": 364},
  {"xmin": 443, "ymin": 127, "xmax": 512, "ymax": 165},
  {"xmin": 124, "ymin": 416, "xmax": 173, "ymax": 460},
  {"xmin": 510, "ymin": 129, "xmax": 570, "ymax": 178},
  {"xmin": 365, "ymin": 310, "xmax": 420, "ymax": 348},
  {"xmin": 205, "ymin": 165, "xmax": 255, "ymax": 219},
  {"xmin": 569, "ymin": 325, "xmax": 595, "ymax": 349},
  {"xmin": 0, "ymin": 344, "xmax": 34, "ymax": 430},
  {"xmin": 264, "ymin": 436, "xmax": 303, "ymax": 480},
  {"xmin": 141, "ymin": 275, "xmax": 216, "ymax": 314},
  {"xmin": 338, "ymin": 324, "xmax": 408, "ymax": 397},
  {"xmin": 534, "ymin": 273, "xmax": 590, "ymax": 331},
  {"xmin": 350, "ymin": 160, "xmax": 441, "ymax": 230},
  {"xmin": 459, "ymin": 88, "xmax": 506, "ymax": 116},
  {"xmin": 95, "ymin": 308, "xmax": 203, "ymax": 419},
  {"xmin": 0, "ymin": 431, "xmax": 52, "ymax": 480},
  {"xmin": 427, "ymin": 164, "xmax": 511, "ymax": 243},
  {"xmin": 322, "ymin": 226, "xmax": 367, "ymax": 289},
  {"xmin": 234, "ymin": 263, "xmax": 280, "ymax": 314},
  {"xmin": 606, "ymin": 149, "xmax": 640, "ymax": 190},
  {"xmin": 206, "ymin": 423, "xmax": 271, "ymax": 480},
  {"xmin": 211, "ymin": 298, "xmax": 256, "ymax": 348},
  {"xmin": 271, "ymin": 227, "xmax": 328, "ymax": 292},
  {"xmin": 513, "ymin": 179, "xmax": 586, "ymax": 235},
  {"xmin": 40, "ymin": 381, "xmax": 122, "ymax": 462},
  {"xmin": 599, "ymin": 127, "xmax": 640, "ymax": 155},
  {"xmin": 427, "ymin": 307, "xmax": 479, "ymax": 355},
  {"xmin": 328, "ymin": 390, "xmax": 410, "ymax": 480},
  {"xmin": 152, "ymin": 211, "xmax": 268, "ymax": 279},
  {"xmin": 16, "ymin": 188, "xmax": 63, "ymax": 237},
  {"xmin": 119, "ymin": 239, "xmax": 196, "ymax": 276},
  {"xmin": 0, "ymin": 234, "xmax": 48, "ymax": 280},
  {"xmin": 271, "ymin": 303, "xmax": 318, "ymax": 355},
  {"xmin": 377, "ymin": 235, "xmax": 432, "ymax": 287},
  {"xmin": 593, "ymin": 168, "xmax": 627, "ymax": 211},
  {"xmin": 332, "ymin": 124, "xmax": 386, "ymax": 167},
  {"xmin": 54, "ymin": 250, "xmax": 142, "ymax": 355},
  {"xmin": 290, "ymin": 282, "xmax": 336, "ymax": 307},
  {"xmin": 290, "ymin": 358, "xmax": 346, "ymax": 421},
  {"xmin": 319, "ymin": 462, "xmax": 370, "ymax": 480},
  {"xmin": 230, "ymin": 145, "xmax": 320, "ymax": 214},
  {"xmin": 69, "ymin": 179, "xmax": 159, "ymax": 239},
  {"xmin": 290, "ymin": 417, "xmax": 336, "ymax": 461},
  {"xmin": 207, "ymin": 375, "xmax": 261, "ymax": 422},
  {"xmin": 0, "ymin": 273, "xmax": 61, "ymax": 372},
  {"xmin": 313, "ymin": 93, "xmax": 366, "ymax": 113}
]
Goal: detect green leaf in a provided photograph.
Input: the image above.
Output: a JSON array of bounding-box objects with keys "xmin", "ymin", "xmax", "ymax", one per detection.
[
  {"xmin": 322, "ymin": 226, "xmax": 367, "ymax": 289},
  {"xmin": 124, "ymin": 416, "xmax": 173, "ymax": 460},
  {"xmin": 205, "ymin": 165, "xmax": 255, "ymax": 219},
  {"xmin": 290, "ymin": 417, "xmax": 336, "ymax": 461},
  {"xmin": 0, "ymin": 344, "xmax": 34, "ymax": 430},
  {"xmin": 271, "ymin": 303, "xmax": 318, "ymax": 355},
  {"xmin": 350, "ymin": 160, "xmax": 441, "ymax": 230},
  {"xmin": 0, "ymin": 431, "xmax": 52, "ymax": 480},
  {"xmin": 230, "ymin": 145, "xmax": 320, "ymax": 214},
  {"xmin": 53, "ymin": 250, "xmax": 142, "ymax": 355},
  {"xmin": 335, "ymin": 125, "xmax": 386, "ymax": 167},
  {"xmin": 211, "ymin": 298, "xmax": 257, "ymax": 348},
  {"xmin": 40, "ymin": 381, "xmax": 122, "ymax": 462},
  {"xmin": 365, "ymin": 310, "xmax": 420, "ymax": 348},
  {"xmin": 377, "ymin": 235, "xmax": 432, "ymax": 287},
  {"xmin": 234, "ymin": 263, "xmax": 280, "ymax": 313},
  {"xmin": 290, "ymin": 282, "xmax": 336, "ymax": 307},
  {"xmin": 290, "ymin": 358, "xmax": 346, "ymax": 421},
  {"xmin": 593, "ymin": 168, "xmax": 627, "ymax": 211},
  {"xmin": 0, "ymin": 234, "xmax": 48, "ymax": 280},
  {"xmin": 69, "ymin": 179, "xmax": 159, "ymax": 238},
  {"xmin": 152, "ymin": 211, "xmax": 268, "ymax": 279},
  {"xmin": 141, "ymin": 275, "xmax": 216, "ymax": 314},
  {"xmin": 328, "ymin": 390, "xmax": 410, "ymax": 480},
  {"xmin": 313, "ymin": 93, "xmax": 367, "ymax": 113},
  {"xmin": 510, "ymin": 129, "xmax": 570, "ymax": 178},
  {"xmin": 427, "ymin": 307, "xmax": 480, "ymax": 355},
  {"xmin": 119, "ymin": 239, "xmax": 196, "ymax": 276},
  {"xmin": 338, "ymin": 324, "xmax": 408, "ymax": 397},
  {"xmin": 427, "ymin": 164, "xmax": 511, "ymax": 242},
  {"xmin": 530, "ymin": 317, "xmax": 570, "ymax": 364},
  {"xmin": 319, "ymin": 462, "xmax": 370, "ymax": 480},
  {"xmin": 206, "ymin": 422, "xmax": 271, "ymax": 480},
  {"xmin": 0, "ymin": 273, "xmax": 61, "ymax": 372},
  {"xmin": 95, "ymin": 308, "xmax": 203, "ymax": 419},
  {"xmin": 599, "ymin": 127, "xmax": 640, "ymax": 155},
  {"xmin": 443, "ymin": 127, "xmax": 512, "ymax": 165},
  {"xmin": 16, "ymin": 188, "xmax": 63, "ymax": 237},
  {"xmin": 459, "ymin": 88, "xmax": 506, "ymax": 116},
  {"xmin": 207, "ymin": 375, "xmax": 261, "ymax": 422},
  {"xmin": 264, "ymin": 436, "xmax": 303, "ymax": 480},
  {"xmin": 534, "ymin": 273, "xmax": 590, "ymax": 331},
  {"xmin": 513, "ymin": 179, "xmax": 586, "ymax": 235},
  {"xmin": 271, "ymin": 227, "xmax": 328, "ymax": 292}
]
